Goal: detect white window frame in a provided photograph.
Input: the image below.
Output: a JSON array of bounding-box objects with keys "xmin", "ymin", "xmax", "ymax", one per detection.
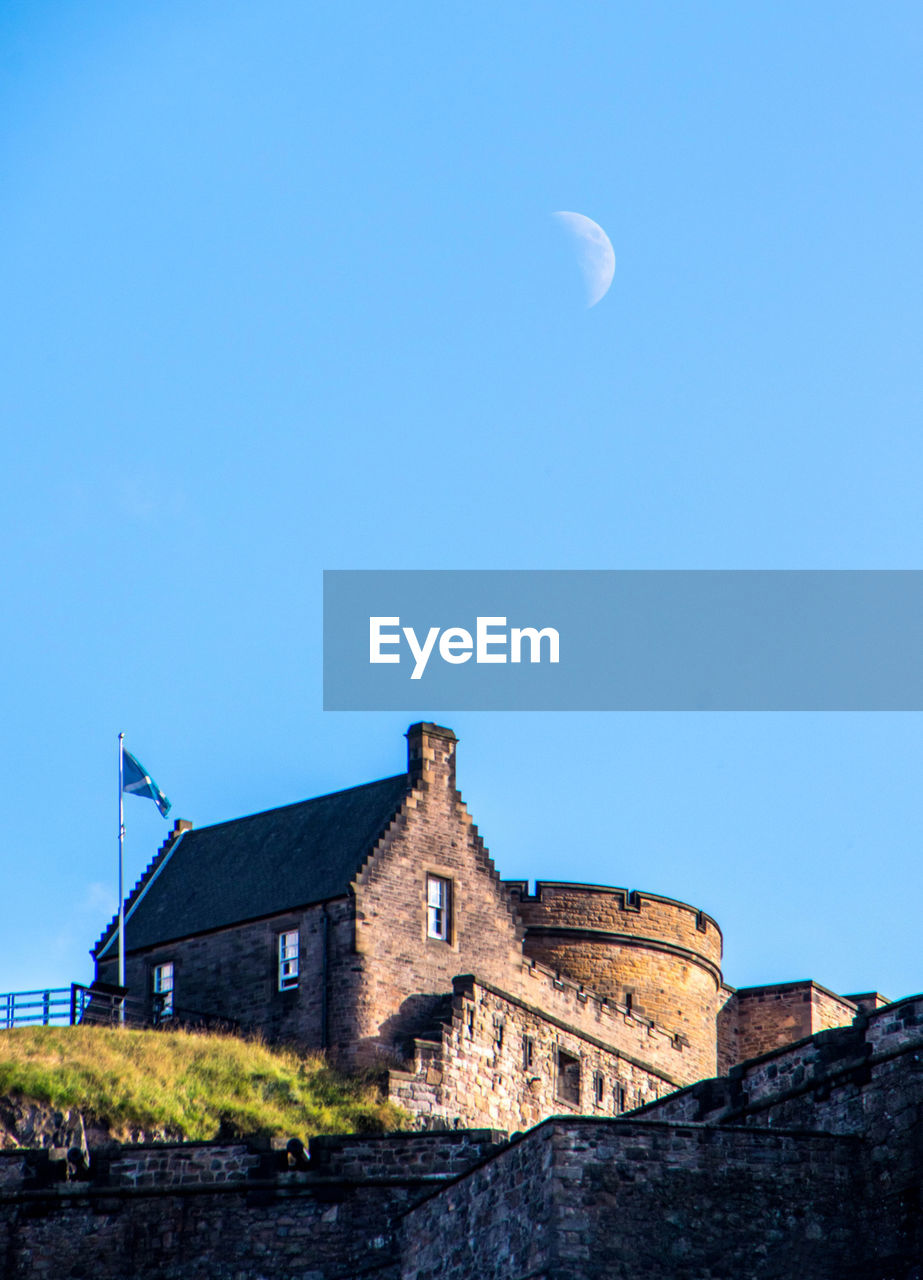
[
  {"xmin": 278, "ymin": 929, "xmax": 300, "ymax": 991},
  {"xmin": 153, "ymin": 962, "xmax": 174, "ymax": 1017},
  {"xmin": 426, "ymin": 875, "xmax": 451, "ymax": 942}
]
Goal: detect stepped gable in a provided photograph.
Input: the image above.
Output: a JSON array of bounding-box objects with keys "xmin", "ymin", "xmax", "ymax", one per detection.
[
  {"xmin": 353, "ymin": 724, "xmax": 525, "ymax": 948},
  {"xmin": 94, "ymin": 773, "xmax": 409, "ymax": 956}
]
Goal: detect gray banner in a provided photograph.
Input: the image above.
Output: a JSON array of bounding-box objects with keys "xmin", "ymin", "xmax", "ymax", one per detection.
[{"xmin": 323, "ymin": 570, "xmax": 923, "ymax": 710}]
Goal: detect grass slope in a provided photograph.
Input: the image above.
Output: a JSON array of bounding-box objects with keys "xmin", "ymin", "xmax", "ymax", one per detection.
[{"xmin": 0, "ymin": 1026, "xmax": 406, "ymax": 1141}]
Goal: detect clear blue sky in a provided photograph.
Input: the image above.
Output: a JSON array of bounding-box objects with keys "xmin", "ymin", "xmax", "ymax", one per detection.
[{"xmin": 1, "ymin": 3, "xmax": 920, "ymax": 1002}]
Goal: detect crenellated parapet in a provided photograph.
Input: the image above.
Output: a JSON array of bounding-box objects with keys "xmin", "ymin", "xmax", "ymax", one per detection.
[{"xmin": 506, "ymin": 880, "xmax": 724, "ymax": 1079}]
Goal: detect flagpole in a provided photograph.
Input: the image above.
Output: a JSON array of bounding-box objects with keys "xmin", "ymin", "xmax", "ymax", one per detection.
[{"xmin": 118, "ymin": 732, "xmax": 125, "ymax": 1021}]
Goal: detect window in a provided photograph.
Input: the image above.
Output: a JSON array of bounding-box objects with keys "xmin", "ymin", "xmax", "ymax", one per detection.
[
  {"xmin": 466, "ymin": 1004, "xmax": 475, "ymax": 1038},
  {"xmin": 152, "ymin": 963, "xmax": 174, "ymax": 1019},
  {"xmin": 278, "ymin": 930, "xmax": 299, "ymax": 991},
  {"xmin": 615, "ymin": 1083, "xmax": 627, "ymax": 1113},
  {"xmin": 493, "ymin": 1017, "xmax": 504, "ymax": 1050},
  {"xmin": 523, "ymin": 1035, "xmax": 535, "ymax": 1070},
  {"xmin": 556, "ymin": 1048, "xmax": 581, "ymax": 1106},
  {"xmin": 426, "ymin": 875, "xmax": 451, "ymax": 941},
  {"xmin": 594, "ymin": 1071, "xmax": 605, "ymax": 1106},
  {"xmin": 624, "ymin": 992, "xmax": 633, "ymax": 1015}
]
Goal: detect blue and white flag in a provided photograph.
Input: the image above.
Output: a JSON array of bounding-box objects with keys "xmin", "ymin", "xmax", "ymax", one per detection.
[{"xmin": 122, "ymin": 748, "xmax": 171, "ymax": 818}]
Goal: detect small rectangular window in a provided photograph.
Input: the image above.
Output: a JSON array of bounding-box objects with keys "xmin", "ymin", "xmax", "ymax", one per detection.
[
  {"xmin": 556, "ymin": 1048, "xmax": 581, "ymax": 1106},
  {"xmin": 426, "ymin": 875, "xmax": 451, "ymax": 941},
  {"xmin": 493, "ymin": 1017, "xmax": 504, "ymax": 1050},
  {"xmin": 523, "ymin": 1035, "xmax": 534, "ymax": 1070},
  {"xmin": 278, "ymin": 930, "xmax": 299, "ymax": 991},
  {"xmin": 594, "ymin": 1070, "xmax": 605, "ymax": 1106},
  {"xmin": 466, "ymin": 1004, "xmax": 475, "ymax": 1038},
  {"xmin": 153, "ymin": 963, "xmax": 174, "ymax": 1019}
]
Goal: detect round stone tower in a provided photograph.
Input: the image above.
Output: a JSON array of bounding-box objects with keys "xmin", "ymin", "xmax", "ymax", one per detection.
[{"xmin": 505, "ymin": 881, "xmax": 723, "ymax": 1080}]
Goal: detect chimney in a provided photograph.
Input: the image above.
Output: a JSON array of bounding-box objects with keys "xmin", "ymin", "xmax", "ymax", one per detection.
[{"xmin": 406, "ymin": 723, "xmax": 457, "ymax": 791}]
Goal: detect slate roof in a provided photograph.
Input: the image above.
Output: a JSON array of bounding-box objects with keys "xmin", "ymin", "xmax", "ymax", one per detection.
[{"xmin": 95, "ymin": 773, "xmax": 409, "ymax": 956}]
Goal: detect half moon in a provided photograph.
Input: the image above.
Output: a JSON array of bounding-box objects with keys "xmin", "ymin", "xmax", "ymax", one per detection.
[{"xmin": 553, "ymin": 211, "xmax": 615, "ymax": 307}]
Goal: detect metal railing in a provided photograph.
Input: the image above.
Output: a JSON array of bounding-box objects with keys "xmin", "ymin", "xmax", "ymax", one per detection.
[
  {"xmin": 1, "ymin": 984, "xmax": 147, "ymax": 1030},
  {"xmin": 1, "ymin": 987, "xmax": 73, "ymax": 1028},
  {"xmin": 1, "ymin": 984, "xmax": 240, "ymax": 1033}
]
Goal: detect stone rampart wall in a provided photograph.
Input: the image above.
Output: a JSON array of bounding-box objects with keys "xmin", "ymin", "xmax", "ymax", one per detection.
[
  {"xmin": 389, "ymin": 971, "xmax": 687, "ymax": 1132},
  {"xmin": 3, "ymin": 1001, "xmax": 923, "ymax": 1280},
  {"xmin": 0, "ymin": 1130, "xmax": 505, "ymax": 1280},
  {"xmin": 506, "ymin": 881, "xmax": 722, "ymax": 967},
  {"xmin": 400, "ymin": 1119, "xmax": 861, "ymax": 1280},
  {"xmin": 401, "ymin": 1119, "xmax": 555, "ymax": 1280},
  {"xmin": 613, "ymin": 994, "xmax": 923, "ymax": 1276},
  {"xmin": 647, "ymin": 993, "xmax": 923, "ymax": 1129}
]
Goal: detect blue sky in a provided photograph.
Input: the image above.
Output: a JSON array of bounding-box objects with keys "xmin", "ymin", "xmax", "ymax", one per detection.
[{"xmin": 1, "ymin": 3, "xmax": 920, "ymax": 1002}]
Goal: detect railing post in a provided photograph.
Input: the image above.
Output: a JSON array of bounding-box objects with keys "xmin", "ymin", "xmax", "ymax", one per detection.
[{"xmin": 43, "ymin": 991, "xmax": 50, "ymax": 1025}]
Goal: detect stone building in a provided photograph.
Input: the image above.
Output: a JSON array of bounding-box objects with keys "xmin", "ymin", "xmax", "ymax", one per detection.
[{"xmin": 92, "ymin": 722, "xmax": 882, "ymax": 1132}]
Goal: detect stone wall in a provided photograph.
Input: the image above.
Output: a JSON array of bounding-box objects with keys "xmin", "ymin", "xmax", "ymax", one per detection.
[
  {"xmin": 638, "ymin": 994, "xmax": 923, "ymax": 1274},
  {"xmin": 654, "ymin": 992, "xmax": 923, "ymax": 1129},
  {"xmin": 508, "ymin": 881, "xmax": 722, "ymax": 1079},
  {"xmin": 401, "ymin": 1119, "xmax": 555, "ymax": 1280},
  {"xmin": 717, "ymin": 980, "xmax": 857, "ymax": 1070},
  {"xmin": 400, "ymin": 1120, "xmax": 861, "ymax": 1280},
  {"xmin": 0, "ymin": 1130, "xmax": 504, "ymax": 1280},
  {"xmin": 99, "ymin": 898, "xmax": 355, "ymax": 1052},
  {"xmin": 4, "ymin": 999, "xmax": 923, "ymax": 1278},
  {"xmin": 397, "ymin": 995, "xmax": 923, "ymax": 1279},
  {"xmin": 349, "ymin": 725, "xmax": 526, "ymax": 1065},
  {"xmin": 389, "ymin": 970, "xmax": 687, "ymax": 1131}
]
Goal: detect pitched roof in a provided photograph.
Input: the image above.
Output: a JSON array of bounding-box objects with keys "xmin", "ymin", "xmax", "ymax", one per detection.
[{"xmin": 95, "ymin": 773, "xmax": 409, "ymax": 956}]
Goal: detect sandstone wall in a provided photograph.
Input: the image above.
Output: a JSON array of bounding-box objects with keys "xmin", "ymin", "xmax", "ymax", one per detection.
[
  {"xmin": 98, "ymin": 898, "xmax": 354, "ymax": 1051},
  {"xmin": 717, "ymin": 980, "xmax": 857, "ymax": 1070},
  {"xmin": 349, "ymin": 725, "xmax": 525, "ymax": 1064},
  {"xmin": 389, "ymin": 970, "xmax": 683, "ymax": 1132},
  {"xmin": 401, "ymin": 1120, "xmax": 555, "ymax": 1280},
  {"xmin": 508, "ymin": 881, "xmax": 722, "ymax": 1078}
]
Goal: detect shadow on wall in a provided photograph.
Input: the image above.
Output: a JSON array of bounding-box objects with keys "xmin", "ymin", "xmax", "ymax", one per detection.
[{"xmin": 371, "ymin": 993, "xmax": 455, "ymax": 1064}]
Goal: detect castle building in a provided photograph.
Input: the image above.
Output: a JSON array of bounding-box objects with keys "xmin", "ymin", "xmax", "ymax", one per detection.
[{"xmin": 92, "ymin": 723, "xmax": 883, "ymax": 1131}]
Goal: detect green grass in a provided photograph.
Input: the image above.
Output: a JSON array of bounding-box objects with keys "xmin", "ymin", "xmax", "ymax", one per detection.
[{"xmin": 0, "ymin": 1026, "xmax": 407, "ymax": 1142}]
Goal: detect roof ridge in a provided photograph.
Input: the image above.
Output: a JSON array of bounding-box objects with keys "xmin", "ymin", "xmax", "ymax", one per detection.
[
  {"xmin": 184, "ymin": 773, "xmax": 408, "ymax": 838},
  {"xmin": 94, "ymin": 773, "xmax": 412, "ymax": 955}
]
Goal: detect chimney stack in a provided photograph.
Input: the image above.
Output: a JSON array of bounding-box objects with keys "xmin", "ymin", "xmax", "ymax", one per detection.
[{"xmin": 406, "ymin": 723, "xmax": 457, "ymax": 791}]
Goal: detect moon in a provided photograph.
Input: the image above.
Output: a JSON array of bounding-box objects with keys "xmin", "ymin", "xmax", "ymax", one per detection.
[{"xmin": 553, "ymin": 211, "xmax": 615, "ymax": 307}]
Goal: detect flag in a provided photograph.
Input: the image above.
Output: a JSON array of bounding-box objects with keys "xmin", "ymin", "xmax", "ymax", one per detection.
[{"xmin": 122, "ymin": 748, "xmax": 171, "ymax": 818}]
